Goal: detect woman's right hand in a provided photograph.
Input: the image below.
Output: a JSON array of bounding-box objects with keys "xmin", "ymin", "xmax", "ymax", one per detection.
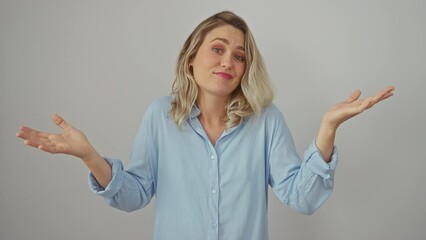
[
  {"xmin": 16, "ymin": 114, "xmax": 96, "ymax": 161},
  {"xmin": 17, "ymin": 114, "xmax": 113, "ymax": 188}
]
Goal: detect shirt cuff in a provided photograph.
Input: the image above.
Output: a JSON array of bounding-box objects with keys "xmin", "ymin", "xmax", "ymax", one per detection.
[
  {"xmin": 88, "ymin": 158, "xmax": 124, "ymax": 198},
  {"xmin": 304, "ymin": 139, "xmax": 338, "ymax": 179}
]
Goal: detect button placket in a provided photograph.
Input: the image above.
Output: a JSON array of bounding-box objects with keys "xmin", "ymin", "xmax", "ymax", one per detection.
[{"xmin": 207, "ymin": 144, "xmax": 219, "ymax": 237}]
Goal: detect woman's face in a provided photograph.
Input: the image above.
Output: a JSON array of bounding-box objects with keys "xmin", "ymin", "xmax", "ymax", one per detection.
[{"xmin": 190, "ymin": 24, "xmax": 246, "ymax": 100}]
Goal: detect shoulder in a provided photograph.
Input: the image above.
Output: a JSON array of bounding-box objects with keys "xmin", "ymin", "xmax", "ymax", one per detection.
[
  {"xmin": 245, "ymin": 102, "xmax": 285, "ymax": 125},
  {"xmin": 144, "ymin": 95, "xmax": 173, "ymax": 119},
  {"xmin": 261, "ymin": 103, "xmax": 285, "ymax": 121},
  {"xmin": 147, "ymin": 95, "xmax": 172, "ymax": 110},
  {"xmin": 257, "ymin": 103, "xmax": 293, "ymax": 138},
  {"xmin": 250, "ymin": 102, "xmax": 288, "ymax": 132}
]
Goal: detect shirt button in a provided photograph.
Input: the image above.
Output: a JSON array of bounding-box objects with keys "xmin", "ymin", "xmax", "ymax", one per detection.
[
  {"xmin": 211, "ymin": 189, "xmax": 217, "ymax": 194},
  {"xmin": 211, "ymin": 223, "xmax": 217, "ymax": 228},
  {"xmin": 210, "ymin": 155, "xmax": 216, "ymax": 160}
]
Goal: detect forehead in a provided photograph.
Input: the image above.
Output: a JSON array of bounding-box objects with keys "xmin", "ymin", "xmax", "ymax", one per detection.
[{"xmin": 203, "ymin": 25, "xmax": 245, "ymax": 47}]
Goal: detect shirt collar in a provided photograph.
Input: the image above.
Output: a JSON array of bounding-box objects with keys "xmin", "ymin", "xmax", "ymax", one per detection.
[
  {"xmin": 188, "ymin": 104, "xmax": 248, "ymax": 131},
  {"xmin": 189, "ymin": 104, "xmax": 201, "ymax": 119}
]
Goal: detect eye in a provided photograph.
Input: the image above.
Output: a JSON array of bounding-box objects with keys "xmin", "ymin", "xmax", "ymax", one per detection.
[
  {"xmin": 212, "ymin": 47, "xmax": 223, "ymax": 54},
  {"xmin": 234, "ymin": 55, "xmax": 246, "ymax": 63}
]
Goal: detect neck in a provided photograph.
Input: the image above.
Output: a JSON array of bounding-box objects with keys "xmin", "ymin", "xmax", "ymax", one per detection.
[{"xmin": 196, "ymin": 94, "xmax": 228, "ymax": 125}]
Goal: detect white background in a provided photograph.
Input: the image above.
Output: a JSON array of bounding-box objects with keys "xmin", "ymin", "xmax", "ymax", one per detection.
[{"xmin": 1, "ymin": 0, "xmax": 425, "ymax": 239}]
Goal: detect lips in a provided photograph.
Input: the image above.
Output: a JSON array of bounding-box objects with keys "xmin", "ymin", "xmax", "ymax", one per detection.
[{"xmin": 214, "ymin": 72, "xmax": 233, "ymax": 80}]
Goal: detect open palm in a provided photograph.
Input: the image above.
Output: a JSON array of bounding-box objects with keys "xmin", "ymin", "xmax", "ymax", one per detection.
[
  {"xmin": 16, "ymin": 114, "xmax": 94, "ymax": 159},
  {"xmin": 324, "ymin": 86, "xmax": 395, "ymax": 128}
]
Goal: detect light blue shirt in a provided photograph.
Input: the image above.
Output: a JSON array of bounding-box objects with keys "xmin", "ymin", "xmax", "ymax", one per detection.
[{"xmin": 89, "ymin": 96, "xmax": 338, "ymax": 240}]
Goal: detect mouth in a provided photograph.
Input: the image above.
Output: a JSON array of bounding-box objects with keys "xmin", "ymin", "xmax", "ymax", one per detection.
[{"xmin": 214, "ymin": 72, "xmax": 233, "ymax": 80}]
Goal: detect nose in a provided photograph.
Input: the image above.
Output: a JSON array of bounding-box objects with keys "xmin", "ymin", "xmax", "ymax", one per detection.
[{"xmin": 220, "ymin": 53, "xmax": 233, "ymax": 69}]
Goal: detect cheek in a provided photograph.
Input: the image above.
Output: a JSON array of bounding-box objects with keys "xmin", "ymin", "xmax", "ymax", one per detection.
[
  {"xmin": 236, "ymin": 64, "xmax": 246, "ymax": 78},
  {"xmin": 195, "ymin": 48, "xmax": 216, "ymax": 66}
]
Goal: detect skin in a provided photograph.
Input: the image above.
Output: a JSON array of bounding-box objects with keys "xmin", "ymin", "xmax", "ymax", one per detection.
[
  {"xmin": 316, "ymin": 86, "xmax": 394, "ymax": 162},
  {"xmin": 16, "ymin": 24, "xmax": 395, "ymax": 189},
  {"xmin": 17, "ymin": 115, "xmax": 112, "ymax": 188},
  {"xmin": 190, "ymin": 25, "xmax": 246, "ymax": 144}
]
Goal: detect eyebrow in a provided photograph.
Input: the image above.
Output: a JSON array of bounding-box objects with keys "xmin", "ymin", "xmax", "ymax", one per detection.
[{"xmin": 210, "ymin": 37, "xmax": 245, "ymax": 51}]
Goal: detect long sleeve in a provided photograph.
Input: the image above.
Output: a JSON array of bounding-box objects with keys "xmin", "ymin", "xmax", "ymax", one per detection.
[
  {"xmin": 268, "ymin": 106, "xmax": 338, "ymax": 215},
  {"xmin": 87, "ymin": 105, "xmax": 157, "ymax": 212},
  {"xmin": 86, "ymin": 98, "xmax": 338, "ymax": 239}
]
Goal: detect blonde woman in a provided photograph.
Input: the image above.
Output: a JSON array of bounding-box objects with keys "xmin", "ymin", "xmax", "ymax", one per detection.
[{"xmin": 17, "ymin": 11, "xmax": 394, "ymax": 240}]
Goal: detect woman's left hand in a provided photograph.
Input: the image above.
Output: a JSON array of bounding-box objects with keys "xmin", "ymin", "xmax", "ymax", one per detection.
[
  {"xmin": 316, "ymin": 86, "xmax": 394, "ymax": 162},
  {"xmin": 323, "ymin": 86, "xmax": 395, "ymax": 130}
]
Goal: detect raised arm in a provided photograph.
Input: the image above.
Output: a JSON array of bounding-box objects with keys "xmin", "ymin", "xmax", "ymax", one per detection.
[
  {"xmin": 316, "ymin": 86, "xmax": 395, "ymax": 162},
  {"xmin": 16, "ymin": 114, "xmax": 112, "ymax": 188}
]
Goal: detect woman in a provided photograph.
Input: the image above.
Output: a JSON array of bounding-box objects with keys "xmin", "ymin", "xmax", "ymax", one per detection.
[{"xmin": 16, "ymin": 11, "xmax": 394, "ymax": 240}]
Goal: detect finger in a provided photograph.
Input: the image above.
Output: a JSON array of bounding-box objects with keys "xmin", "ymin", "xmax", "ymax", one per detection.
[
  {"xmin": 18, "ymin": 126, "xmax": 37, "ymax": 134},
  {"xmin": 346, "ymin": 90, "xmax": 362, "ymax": 103},
  {"xmin": 16, "ymin": 131, "xmax": 27, "ymax": 140},
  {"xmin": 377, "ymin": 86, "xmax": 395, "ymax": 94},
  {"xmin": 23, "ymin": 139, "xmax": 43, "ymax": 149},
  {"xmin": 364, "ymin": 97, "xmax": 376, "ymax": 110},
  {"xmin": 17, "ymin": 127, "xmax": 49, "ymax": 142},
  {"xmin": 22, "ymin": 138, "xmax": 58, "ymax": 153},
  {"xmin": 18, "ymin": 126, "xmax": 46, "ymax": 137},
  {"xmin": 374, "ymin": 92, "xmax": 394, "ymax": 103},
  {"xmin": 16, "ymin": 126, "xmax": 38, "ymax": 140},
  {"xmin": 357, "ymin": 97, "xmax": 374, "ymax": 111},
  {"xmin": 52, "ymin": 114, "xmax": 71, "ymax": 130},
  {"xmin": 363, "ymin": 91, "xmax": 394, "ymax": 110},
  {"xmin": 381, "ymin": 92, "xmax": 394, "ymax": 101},
  {"xmin": 371, "ymin": 89, "xmax": 395, "ymax": 105},
  {"xmin": 38, "ymin": 143, "xmax": 61, "ymax": 154},
  {"xmin": 383, "ymin": 86, "xmax": 395, "ymax": 92},
  {"xmin": 22, "ymin": 133, "xmax": 51, "ymax": 146}
]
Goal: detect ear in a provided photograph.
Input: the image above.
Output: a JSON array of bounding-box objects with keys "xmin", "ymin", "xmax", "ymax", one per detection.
[
  {"xmin": 188, "ymin": 55, "xmax": 195, "ymax": 72},
  {"xmin": 188, "ymin": 58, "xmax": 194, "ymax": 70}
]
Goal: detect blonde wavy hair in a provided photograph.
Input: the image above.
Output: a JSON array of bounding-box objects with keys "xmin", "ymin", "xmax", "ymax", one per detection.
[{"xmin": 171, "ymin": 11, "xmax": 274, "ymax": 128}]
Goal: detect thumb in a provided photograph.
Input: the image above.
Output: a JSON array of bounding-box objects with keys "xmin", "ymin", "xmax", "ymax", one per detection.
[
  {"xmin": 52, "ymin": 114, "xmax": 71, "ymax": 130},
  {"xmin": 346, "ymin": 90, "xmax": 362, "ymax": 103}
]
